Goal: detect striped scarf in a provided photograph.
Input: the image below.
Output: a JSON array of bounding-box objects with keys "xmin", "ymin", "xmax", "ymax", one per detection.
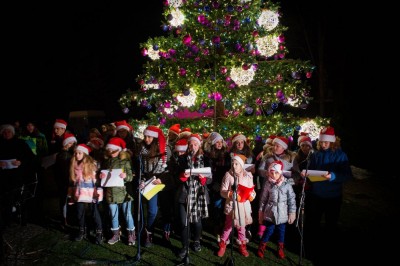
[{"xmin": 187, "ymin": 154, "xmax": 209, "ymax": 222}]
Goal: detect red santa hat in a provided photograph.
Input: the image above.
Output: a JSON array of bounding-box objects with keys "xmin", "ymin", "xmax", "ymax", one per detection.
[
  {"xmin": 298, "ymin": 133, "xmax": 312, "ymax": 148},
  {"xmin": 272, "ymin": 136, "xmax": 289, "ymax": 150},
  {"xmin": 115, "ymin": 120, "xmax": 133, "ymax": 132},
  {"xmin": 175, "ymin": 138, "xmax": 188, "ymax": 152},
  {"xmin": 179, "ymin": 127, "xmax": 192, "ymax": 139},
  {"xmin": 63, "ymin": 133, "xmax": 77, "ymax": 146},
  {"xmin": 232, "ymin": 153, "xmax": 247, "ymax": 169},
  {"xmin": 106, "ymin": 137, "xmax": 126, "ymax": 152},
  {"xmin": 297, "ymin": 132, "xmax": 309, "ymax": 145},
  {"xmin": 268, "ymin": 160, "xmax": 284, "ymax": 174},
  {"xmin": 54, "ymin": 119, "xmax": 67, "ymax": 129},
  {"xmin": 263, "ymin": 135, "xmax": 277, "ymax": 149},
  {"xmin": 76, "ymin": 143, "xmax": 92, "ymax": 155},
  {"xmin": 168, "ymin": 124, "xmax": 181, "ymax": 135},
  {"xmin": 231, "ymin": 133, "xmax": 246, "ymax": 144},
  {"xmin": 87, "ymin": 137, "xmax": 104, "ymax": 149},
  {"xmin": 188, "ymin": 133, "xmax": 202, "ymax": 146},
  {"xmin": 144, "ymin": 125, "xmax": 167, "ymax": 168},
  {"xmin": 319, "ymin": 126, "xmax": 336, "ymax": 142}
]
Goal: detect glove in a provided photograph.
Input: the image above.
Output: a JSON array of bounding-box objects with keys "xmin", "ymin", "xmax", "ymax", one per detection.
[
  {"xmin": 198, "ymin": 175, "xmax": 207, "ymax": 186},
  {"xmin": 100, "ymin": 172, "xmax": 107, "ymax": 179},
  {"xmin": 228, "ymin": 191, "xmax": 241, "ymax": 201},
  {"xmin": 119, "ymin": 172, "xmax": 127, "ymax": 179},
  {"xmin": 248, "ymin": 190, "xmax": 256, "ymax": 202},
  {"xmin": 179, "ymin": 172, "xmax": 188, "ymax": 182},
  {"xmin": 288, "ymin": 213, "xmax": 296, "ymax": 224}
]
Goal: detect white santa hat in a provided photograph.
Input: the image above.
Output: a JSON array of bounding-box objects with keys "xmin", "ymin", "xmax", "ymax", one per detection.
[
  {"xmin": 54, "ymin": 119, "xmax": 67, "ymax": 129},
  {"xmin": 272, "ymin": 136, "xmax": 289, "ymax": 150},
  {"xmin": 63, "ymin": 133, "xmax": 77, "ymax": 146},
  {"xmin": 268, "ymin": 160, "xmax": 284, "ymax": 174},
  {"xmin": 232, "ymin": 153, "xmax": 247, "ymax": 169},
  {"xmin": 231, "ymin": 133, "xmax": 246, "ymax": 144},
  {"xmin": 87, "ymin": 137, "xmax": 104, "ymax": 149},
  {"xmin": 319, "ymin": 126, "xmax": 336, "ymax": 142},
  {"xmin": 76, "ymin": 143, "xmax": 91, "ymax": 155},
  {"xmin": 210, "ymin": 132, "xmax": 224, "ymax": 145}
]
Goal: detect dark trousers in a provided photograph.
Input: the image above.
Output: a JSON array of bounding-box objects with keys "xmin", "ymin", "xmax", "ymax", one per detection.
[
  {"xmin": 178, "ymin": 203, "xmax": 202, "ymax": 247},
  {"xmin": 76, "ymin": 202, "xmax": 103, "ymax": 231}
]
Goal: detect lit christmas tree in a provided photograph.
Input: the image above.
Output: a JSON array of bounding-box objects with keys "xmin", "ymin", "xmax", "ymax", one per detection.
[{"xmin": 119, "ymin": 0, "xmax": 327, "ymax": 141}]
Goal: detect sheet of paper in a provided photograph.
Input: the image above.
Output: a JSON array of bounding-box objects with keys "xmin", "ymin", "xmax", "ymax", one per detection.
[
  {"xmin": 0, "ymin": 159, "xmax": 18, "ymax": 169},
  {"xmin": 100, "ymin": 169, "xmax": 124, "ymax": 187},
  {"xmin": 302, "ymin": 169, "xmax": 329, "ymax": 182},
  {"xmin": 185, "ymin": 167, "xmax": 211, "ymax": 177},
  {"xmin": 141, "ymin": 183, "xmax": 165, "ymax": 200}
]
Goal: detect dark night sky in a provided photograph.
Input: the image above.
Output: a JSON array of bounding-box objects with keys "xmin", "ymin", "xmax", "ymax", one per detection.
[{"xmin": 2, "ymin": 1, "xmax": 380, "ymax": 168}]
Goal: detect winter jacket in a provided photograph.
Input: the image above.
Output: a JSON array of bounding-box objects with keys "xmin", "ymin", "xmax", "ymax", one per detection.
[
  {"xmin": 258, "ymin": 178, "xmax": 296, "ymax": 225},
  {"xmin": 308, "ymin": 148, "xmax": 352, "ymax": 198}
]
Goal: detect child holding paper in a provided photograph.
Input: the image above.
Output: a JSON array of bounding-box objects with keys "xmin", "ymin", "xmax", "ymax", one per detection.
[
  {"xmin": 176, "ymin": 133, "xmax": 211, "ymax": 260},
  {"xmin": 257, "ymin": 160, "xmax": 296, "ymax": 259},
  {"xmin": 100, "ymin": 137, "xmax": 135, "ymax": 246},
  {"xmin": 217, "ymin": 154, "xmax": 255, "ymax": 258}
]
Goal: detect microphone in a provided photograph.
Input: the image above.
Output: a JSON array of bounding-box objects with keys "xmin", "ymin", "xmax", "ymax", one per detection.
[{"xmin": 306, "ymin": 149, "xmax": 313, "ymax": 159}]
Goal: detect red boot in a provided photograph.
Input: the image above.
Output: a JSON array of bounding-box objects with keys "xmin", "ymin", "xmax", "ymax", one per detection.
[
  {"xmin": 257, "ymin": 242, "xmax": 267, "ymax": 258},
  {"xmin": 278, "ymin": 242, "xmax": 285, "ymax": 259},
  {"xmin": 217, "ymin": 240, "xmax": 226, "ymax": 257},
  {"xmin": 238, "ymin": 241, "xmax": 249, "ymax": 257}
]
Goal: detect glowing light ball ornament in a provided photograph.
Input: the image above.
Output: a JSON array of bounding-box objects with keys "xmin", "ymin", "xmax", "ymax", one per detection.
[
  {"xmin": 147, "ymin": 46, "xmax": 160, "ymax": 60},
  {"xmin": 256, "ymin": 35, "xmax": 279, "ymax": 57},
  {"xmin": 258, "ymin": 10, "xmax": 279, "ymax": 31},
  {"xmin": 230, "ymin": 66, "xmax": 255, "ymax": 86},
  {"xmin": 168, "ymin": 0, "xmax": 184, "ymax": 8},
  {"xmin": 177, "ymin": 88, "xmax": 197, "ymax": 107},
  {"xmin": 169, "ymin": 9, "xmax": 185, "ymax": 27},
  {"xmin": 299, "ymin": 120, "xmax": 322, "ymax": 141},
  {"xmin": 133, "ymin": 123, "xmax": 148, "ymax": 140}
]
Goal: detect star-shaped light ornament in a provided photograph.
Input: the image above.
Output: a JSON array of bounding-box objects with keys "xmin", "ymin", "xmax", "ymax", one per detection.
[
  {"xmin": 256, "ymin": 35, "xmax": 279, "ymax": 57},
  {"xmin": 258, "ymin": 10, "xmax": 279, "ymax": 31},
  {"xmin": 230, "ymin": 67, "xmax": 255, "ymax": 86}
]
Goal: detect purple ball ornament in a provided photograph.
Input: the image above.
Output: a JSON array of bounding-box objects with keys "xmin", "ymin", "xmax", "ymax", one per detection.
[
  {"xmin": 168, "ymin": 49, "xmax": 176, "ymax": 56},
  {"xmin": 245, "ymin": 106, "xmax": 253, "ymax": 114},
  {"xmin": 229, "ymin": 83, "xmax": 236, "ymax": 89},
  {"xmin": 212, "ymin": 36, "xmax": 221, "ymax": 44},
  {"xmin": 122, "ymin": 107, "xmax": 129, "ymax": 114},
  {"xmin": 225, "ymin": 76, "xmax": 231, "ymax": 82},
  {"xmin": 212, "ymin": 1, "xmax": 220, "ymax": 8},
  {"xmin": 266, "ymin": 109, "xmax": 273, "ymax": 115},
  {"xmin": 256, "ymin": 98, "xmax": 263, "ymax": 105},
  {"xmin": 220, "ymin": 66, "xmax": 227, "ymax": 74},
  {"xmin": 255, "ymin": 109, "xmax": 262, "ymax": 116},
  {"xmin": 183, "ymin": 35, "xmax": 192, "ymax": 46},
  {"xmin": 277, "ymin": 35, "xmax": 285, "ymax": 43},
  {"xmin": 141, "ymin": 48, "xmax": 148, "ymax": 56},
  {"xmin": 271, "ymin": 102, "xmax": 278, "ymax": 109},
  {"xmin": 159, "ymin": 117, "xmax": 167, "ymax": 125},
  {"xmin": 164, "ymin": 101, "xmax": 171, "ymax": 108},
  {"xmin": 183, "ymin": 89, "xmax": 190, "ymax": 96},
  {"xmin": 179, "ymin": 68, "xmax": 187, "ymax": 76},
  {"xmin": 196, "ymin": 70, "xmax": 201, "ymax": 77},
  {"xmin": 306, "ymin": 72, "xmax": 312, "ymax": 78},
  {"xmin": 201, "ymin": 102, "xmax": 207, "ymax": 109}
]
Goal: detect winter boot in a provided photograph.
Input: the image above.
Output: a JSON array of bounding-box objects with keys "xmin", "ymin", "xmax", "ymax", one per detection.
[
  {"xmin": 144, "ymin": 229, "xmax": 153, "ymax": 248},
  {"xmin": 178, "ymin": 246, "xmax": 188, "ymax": 260},
  {"xmin": 74, "ymin": 227, "xmax": 85, "ymax": 241},
  {"xmin": 257, "ymin": 242, "xmax": 267, "ymax": 258},
  {"xmin": 95, "ymin": 229, "xmax": 103, "ymax": 245},
  {"xmin": 278, "ymin": 242, "xmax": 285, "ymax": 259},
  {"xmin": 217, "ymin": 240, "xmax": 226, "ymax": 257},
  {"xmin": 238, "ymin": 241, "xmax": 249, "ymax": 257},
  {"xmin": 127, "ymin": 230, "xmax": 136, "ymax": 246},
  {"xmin": 193, "ymin": 240, "xmax": 202, "ymax": 252},
  {"xmin": 107, "ymin": 229, "xmax": 120, "ymax": 245}
]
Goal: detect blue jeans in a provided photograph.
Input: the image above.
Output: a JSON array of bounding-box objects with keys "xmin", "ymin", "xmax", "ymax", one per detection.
[
  {"xmin": 261, "ymin": 221, "xmax": 286, "ymax": 244},
  {"xmin": 144, "ymin": 193, "xmax": 158, "ymax": 232},
  {"xmin": 109, "ymin": 201, "xmax": 134, "ymax": 230}
]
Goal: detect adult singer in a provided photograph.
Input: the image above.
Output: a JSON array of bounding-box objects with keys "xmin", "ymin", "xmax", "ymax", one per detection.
[{"xmin": 176, "ymin": 133, "xmax": 211, "ymax": 260}]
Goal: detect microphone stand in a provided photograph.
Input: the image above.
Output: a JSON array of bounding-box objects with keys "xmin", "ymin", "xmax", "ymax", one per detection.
[
  {"xmin": 296, "ymin": 150, "xmax": 311, "ymax": 265},
  {"xmin": 132, "ymin": 154, "xmax": 143, "ymax": 264},
  {"xmin": 180, "ymin": 151, "xmax": 194, "ymax": 266},
  {"xmin": 224, "ymin": 169, "xmax": 240, "ymax": 266}
]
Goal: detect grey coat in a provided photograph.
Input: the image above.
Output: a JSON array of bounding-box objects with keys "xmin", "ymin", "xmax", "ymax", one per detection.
[{"xmin": 258, "ymin": 178, "xmax": 296, "ymax": 225}]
